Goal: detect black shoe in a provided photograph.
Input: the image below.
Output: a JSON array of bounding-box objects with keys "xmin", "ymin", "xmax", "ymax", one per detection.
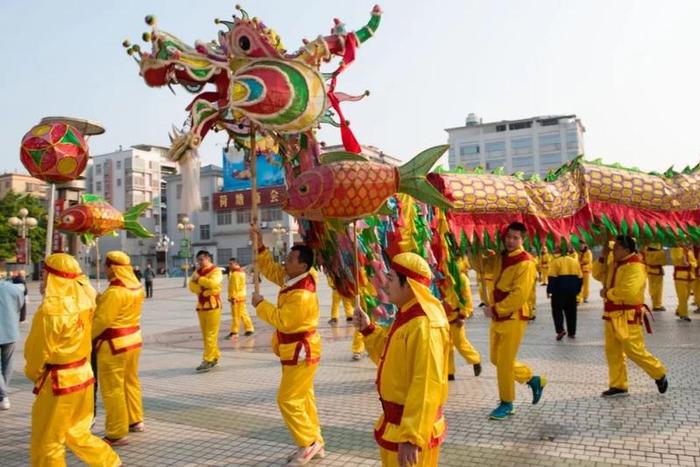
[
  {"xmin": 244, "ymin": 331, "xmax": 254, "ymax": 336},
  {"xmin": 448, "ymin": 374, "xmax": 455, "ymax": 381},
  {"xmin": 227, "ymin": 332, "xmax": 236, "ymax": 338},
  {"xmin": 680, "ymin": 316, "xmax": 692, "ymax": 322},
  {"xmin": 478, "ymin": 303, "xmax": 485, "ymax": 308},
  {"xmin": 655, "ymin": 375, "xmax": 668, "ymax": 394},
  {"xmin": 328, "ymin": 318, "xmax": 338, "ymax": 325},
  {"xmin": 346, "ymin": 317, "xmax": 354, "ymax": 322},
  {"xmin": 567, "ymin": 334, "xmax": 576, "ymax": 339},
  {"xmin": 556, "ymin": 331, "xmax": 566, "ymax": 341},
  {"xmin": 653, "ymin": 306, "xmax": 666, "ymax": 312},
  {"xmin": 601, "ymin": 387, "xmax": 629, "ymax": 398},
  {"xmin": 473, "ymin": 363, "xmax": 482, "ymax": 377}
]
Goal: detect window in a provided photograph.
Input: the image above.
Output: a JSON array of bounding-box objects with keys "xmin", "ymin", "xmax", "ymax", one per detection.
[
  {"xmin": 485, "ymin": 141, "xmax": 506, "ymax": 158},
  {"xmin": 201, "ymin": 196, "xmax": 210, "ymax": 211},
  {"xmin": 236, "ymin": 210, "xmax": 252, "ymax": 224},
  {"xmin": 261, "ymin": 207, "xmax": 283, "ymax": 222},
  {"xmin": 486, "ymin": 159, "xmax": 505, "ymax": 170},
  {"xmin": 116, "ymin": 160, "xmax": 122, "ymax": 170},
  {"xmin": 540, "ymin": 153, "xmax": 562, "ymax": 166},
  {"xmin": 176, "ymin": 184, "xmax": 182, "ymax": 200},
  {"xmin": 218, "ymin": 248, "xmax": 233, "ymax": 264},
  {"xmin": 565, "ymin": 131, "xmax": 579, "ymax": 151},
  {"xmin": 496, "ymin": 124, "xmax": 507, "ymax": 132},
  {"xmin": 216, "ymin": 211, "xmax": 232, "ymax": 225},
  {"xmin": 96, "ymin": 165, "xmax": 102, "ymax": 175},
  {"xmin": 236, "ymin": 247, "xmax": 253, "ymax": 266},
  {"xmin": 539, "ymin": 133, "xmax": 561, "ymax": 153},
  {"xmin": 512, "ymin": 156, "xmax": 534, "ymax": 169},
  {"xmin": 509, "ymin": 121, "xmax": 532, "ymax": 130},
  {"xmin": 199, "ymin": 224, "xmax": 210, "ymax": 240},
  {"xmin": 96, "ymin": 181, "xmax": 102, "ymax": 191},
  {"xmin": 117, "ymin": 178, "xmax": 122, "ymax": 187},
  {"xmin": 539, "ymin": 118, "xmax": 559, "ymax": 126},
  {"xmin": 511, "ymin": 137, "xmax": 532, "ymax": 155},
  {"xmin": 459, "ymin": 144, "xmax": 480, "ymax": 157}
]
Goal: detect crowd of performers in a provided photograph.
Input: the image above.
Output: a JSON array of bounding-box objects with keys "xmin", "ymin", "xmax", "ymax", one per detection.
[{"xmin": 22, "ymin": 220, "xmax": 693, "ymax": 466}]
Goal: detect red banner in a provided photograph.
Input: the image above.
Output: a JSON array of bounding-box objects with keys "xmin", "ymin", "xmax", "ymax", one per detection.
[
  {"xmin": 16, "ymin": 237, "xmax": 27, "ymax": 264},
  {"xmin": 213, "ymin": 186, "xmax": 286, "ymax": 211},
  {"xmin": 52, "ymin": 198, "xmax": 66, "ymax": 253}
]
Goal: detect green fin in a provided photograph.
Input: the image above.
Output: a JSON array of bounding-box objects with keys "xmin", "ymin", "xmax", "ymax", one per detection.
[
  {"xmin": 376, "ymin": 201, "xmax": 394, "ymax": 216},
  {"xmin": 123, "ymin": 202, "xmax": 154, "ymax": 238},
  {"xmin": 320, "ymin": 151, "xmax": 368, "ymax": 164},
  {"xmin": 398, "ymin": 145, "xmax": 453, "ymax": 210},
  {"xmin": 81, "ymin": 193, "xmax": 104, "ymax": 203},
  {"xmin": 80, "ymin": 233, "xmax": 94, "ymax": 245}
]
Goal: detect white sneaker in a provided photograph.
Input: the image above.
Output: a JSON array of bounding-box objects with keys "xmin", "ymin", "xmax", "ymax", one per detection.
[
  {"xmin": 287, "ymin": 442, "xmax": 325, "ymax": 466},
  {"xmin": 0, "ymin": 398, "xmax": 10, "ymax": 410},
  {"xmin": 352, "ymin": 353, "xmax": 362, "ymax": 361}
]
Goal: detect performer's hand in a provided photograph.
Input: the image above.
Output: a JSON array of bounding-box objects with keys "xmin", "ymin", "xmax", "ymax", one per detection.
[
  {"xmin": 484, "ymin": 305, "xmax": 495, "ymax": 319},
  {"xmin": 455, "ymin": 318, "xmax": 465, "ymax": 328},
  {"xmin": 252, "ymin": 293, "xmax": 264, "ymax": 307},
  {"xmin": 353, "ymin": 306, "xmax": 370, "ymax": 331},
  {"xmin": 600, "ymin": 287, "xmax": 607, "ymax": 299},
  {"xmin": 397, "ymin": 442, "xmax": 419, "ymax": 467},
  {"xmin": 191, "ymin": 272, "xmax": 199, "ymax": 282}
]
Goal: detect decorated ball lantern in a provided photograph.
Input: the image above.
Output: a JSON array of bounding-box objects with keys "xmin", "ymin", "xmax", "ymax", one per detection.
[{"xmin": 20, "ymin": 122, "xmax": 89, "ymax": 183}]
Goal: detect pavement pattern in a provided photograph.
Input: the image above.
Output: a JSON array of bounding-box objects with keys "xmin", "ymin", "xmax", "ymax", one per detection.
[{"xmin": 2, "ymin": 271, "xmax": 700, "ymax": 466}]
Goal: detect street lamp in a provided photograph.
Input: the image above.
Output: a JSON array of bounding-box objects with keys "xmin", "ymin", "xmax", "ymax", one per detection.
[
  {"xmin": 8, "ymin": 208, "xmax": 38, "ymax": 268},
  {"xmin": 272, "ymin": 223, "xmax": 287, "ymax": 261},
  {"xmin": 156, "ymin": 235, "xmax": 174, "ymax": 277},
  {"xmin": 177, "ymin": 217, "xmax": 195, "ymax": 287}
]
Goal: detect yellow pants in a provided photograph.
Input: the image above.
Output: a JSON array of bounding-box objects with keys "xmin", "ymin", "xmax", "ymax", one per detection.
[
  {"xmin": 695, "ymin": 278, "xmax": 700, "ymax": 307},
  {"xmin": 97, "ymin": 345, "xmax": 144, "ymax": 440},
  {"xmin": 529, "ymin": 281, "xmax": 536, "ymax": 317},
  {"xmin": 489, "ymin": 319, "xmax": 533, "ymax": 402},
  {"xmin": 578, "ymin": 272, "xmax": 590, "ymax": 303},
  {"xmin": 379, "ymin": 445, "xmax": 440, "ymax": 466},
  {"xmin": 604, "ymin": 321, "xmax": 666, "ymax": 390},
  {"xmin": 230, "ymin": 301, "xmax": 254, "ymax": 334},
  {"xmin": 448, "ymin": 323, "xmax": 480, "ymax": 375},
  {"xmin": 31, "ymin": 381, "xmax": 121, "ymax": 467},
  {"xmin": 331, "ymin": 290, "xmax": 354, "ymax": 320},
  {"xmin": 278, "ymin": 362, "xmax": 323, "ymax": 447},
  {"xmin": 540, "ymin": 268, "xmax": 549, "ymax": 285},
  {"xmin": 648, "ymin": 275, "xmax": 664, "ymax": 309},
  {"xmin": 351, "ymin": 330, "xmax": 365, "ymax": 354},
  {"xmin": 674, "ymin": 280, "xmax": 690, "ymax": 317},
  {"xmin": 197, "ymin": 308, "xmax": 221, "ymax": 362}
]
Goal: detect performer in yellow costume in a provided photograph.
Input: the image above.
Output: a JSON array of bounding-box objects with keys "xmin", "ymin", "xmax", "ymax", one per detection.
[
  {"xmin": 642, "ymin": 243, "xmax": 666, "ymax": 311},
  {"xmin": 485, "ymin": 222, "xmax": 546, "ymax": 420},
  {"xmin": 538, "ymin": 246, "xmax": 551, "ymax": 286},
  {"xmin": 670, "ymin": 245, "xmax": 696, "ymax": 321},
  {"xmin": 474, "ymin": 250, "xmax": 497, "ymax": 307},
  {"xmin": 446, "ymin": 257, "xmax": 481, "ymax": 380},
  {"xmin": 577, "ymin": 242, "xmax": 593, "ymax": 303},
  {"xmin": 227, "ymin": 258, "xmax": 254, "ymax": 337},
  {"xmin": 354, "ymin": 252, "xmax": 450, "ymax": 467},
  {"xmin": 327, "ymin": 274, "xmax": 354, "ymax": 324},
  {"xmin": 592, "ymin": 236, "xmax": 668, "ymax": 397},
  {"xmin": 25, "ymin": 253, "xmax": 121, "ymax": 467},
  {"xmin": 93, "ymin": 251, "xmax": 145, "ymax": 445},
  {"xmin": 189, "ymin": 250, "xmax": 223, "ymax": 372},
  {"xmin": 251, "ymin": 228, "xmax": 325, "ymax": 466},
  {"xmin": 695, "ymin": 245, "xmax": 700, "ymax": 313}
]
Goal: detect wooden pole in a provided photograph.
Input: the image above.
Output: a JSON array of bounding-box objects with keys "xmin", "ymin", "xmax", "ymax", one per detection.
[
  {"xmin": 250, "ymin": 126, "xmax": 260, "ymax": 295},
  {"xmin": 45, "ymin": 184, "xmax": 56, "ymax": 258}
]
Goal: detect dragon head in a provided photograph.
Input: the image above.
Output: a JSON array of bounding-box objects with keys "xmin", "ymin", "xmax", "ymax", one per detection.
[{"xmin": 215, "ymin": 5, "xmax": 286, "ymax": 61}]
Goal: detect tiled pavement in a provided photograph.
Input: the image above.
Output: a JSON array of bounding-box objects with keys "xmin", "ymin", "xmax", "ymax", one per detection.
[{"xmin": 2, "ymin": 273, "xmax": 700, "ymax": 466}]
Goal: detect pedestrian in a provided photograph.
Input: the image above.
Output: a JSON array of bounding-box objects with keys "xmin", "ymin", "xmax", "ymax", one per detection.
[
  {"xmin": 670, "ymin": 244, "xmax": 696, "ymax": 321},
  {"xmin": 354, "ymin": 252, "xmax": 450, "ymax": 466},
  {"xmin": 642, "ymin": 243, "xmax": 666, "ymax": 311},
  {"xmin": 227, "ymin": 258, "xmax": 254, "ymax": 337},
  {"xmin": 577, "ymin": 242, "xmax": 593, "ymax": 303},
  {"xmin": 485, "ymin": 222, "xmax": 546, "ymax": 420},
  {"xmin": 547, "ymin": 246, "xmax": 583, "ymax": 340},
  {"xmin": 538, "ymin": 246, "xmax": 551, "ymax": 286},
  {"xmin": 0, "ymin": 277, "xmax": 25, "ymax": 410},
  {"xmin": 93, "ymin": 251, "xmax": 146, "ymax": 446},
  {"xmin": 25, "ymin": 253, "xmax": 121, "ymax": 466},
  {"xmin": 143, "ymin": 263, "xmax": 155, "ymax": 298},
  {"xmin": 592, "ymin": 235, "xmax": 668, "ymax": 397},
  {"xmin": 251, "ymin": 226, "xmax": 324, "ymax": 466},
  {"xmin": 446, "ymin": 255, "xmax": 481, "ymax": 381},
  {"xmin": 189, "ymin": 250, "xmax": 223, "ymax": 372},
  {"xmin": 11, "ymin": 269, "xmax": 28, "ymax": 322},
  {"xmin": 327, "ymin": 274, "xmax": 353, "ymax": 325}
]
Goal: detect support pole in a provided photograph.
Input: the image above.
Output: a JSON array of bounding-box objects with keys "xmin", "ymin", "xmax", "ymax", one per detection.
[
  {"xmin": 45, "ymin": 184, "xmax": 56, "ymax": 258},
  {"xmin": 250, "ymin": 126, "xmax": 260, "ymax": 295}
]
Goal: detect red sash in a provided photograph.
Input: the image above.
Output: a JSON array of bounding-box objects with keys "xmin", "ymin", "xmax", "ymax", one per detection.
[
  {"xmin": 93, "ymin": 326, "xmax": 142, "ymax": 355},
  {"xmin": 33, "ymin": 358, "xmax": 94, "ymax": 396},
  {"xmin": 277, "ymin": 329, "xmax": 319, "ymax": 366}
]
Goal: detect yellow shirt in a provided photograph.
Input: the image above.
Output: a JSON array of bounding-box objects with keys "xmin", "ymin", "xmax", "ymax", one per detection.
[
  {"xmin": 593, "ymin": 253, "xmax": 646, "ymax": 315},
  {"xmin": 363, "ymin": 298, "xmax": 449, "ymax": 450},
  {"xmin": 539, "ymin": 253, "xmax": 551, "ymax": 269},
  {"xmin": 92, "ymin": 280, "xmax": 144, "ymax": 353},
  {"xmin": 643, "ymin": 247, "xmax": 665, "ymax": 276},
  {"xmin": 579, "ymin": 249, "xmax": 593, "ymax": 273},
  {"xmin": 670, "ymin": 247, "xmax": 697, "ymax": 281},
  {"xmin": 255, "ymin": 249, "xmax": 321, "ymax": 365},
  {"xmin": 493, "ymin": 248, "xmax": 536, "ymax": 319},
  {"xmin": 189, "ymin": 265, "xmax": 223, "ymax": 311},
  {"xmin": 227, "ymin": 269, "xmax": 246, "ymax": 302},
  {"xmin": 549, "ymin": 254, "xmax": 583, "ymax": 278}
]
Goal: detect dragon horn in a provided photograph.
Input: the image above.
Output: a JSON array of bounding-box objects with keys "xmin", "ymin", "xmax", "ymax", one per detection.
[
  {"xmin": 234, "ymin": 4, "xmax": 250, "ymax": 20},
  {"xmin": 354, "ymin": 5, "xmax": 383, "ymax": 44}
]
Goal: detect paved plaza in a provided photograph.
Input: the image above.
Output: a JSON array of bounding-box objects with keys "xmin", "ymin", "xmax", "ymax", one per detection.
[{"xmin": 2, "ymin": 272, "xmax": 700, "ymax": 466}]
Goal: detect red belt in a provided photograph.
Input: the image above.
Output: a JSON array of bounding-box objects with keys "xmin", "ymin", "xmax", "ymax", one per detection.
[
  {"xmin": 647, "ymin": 265, "xmax": 664, "ymax": 276},
  {"xmin": 603, "ymin": 303, "xmax": 654, "ymax": 334},
  {"xmin": 277, "ymin": 329, "xmax": 319, "ymax": 366},
  {"xmin": 93, "ymin": 326, "xmax": 142, "ymax": 355},
  {"xmin": 491, "ymin": 288, "xmax": 529, "ymax": 321},
  {"xmin": 673, "ymin": 266, "xmax": 693, "ymax": 281},
  {"xmin": 374, "ymin": 398, "xmax": 445, "ymax": 452},
  {"xmin": 198, "ymin": 293, "xmax": 222, "ymax": 309},
  {"xmin": 33, "ymin": 358, "xmax": 94, "ymax": 396}
]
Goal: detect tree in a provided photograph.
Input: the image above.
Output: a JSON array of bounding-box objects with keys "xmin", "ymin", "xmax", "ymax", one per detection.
[{"xmin": 0, "ymin": 191, "xmax": 48, "ymax": 264}]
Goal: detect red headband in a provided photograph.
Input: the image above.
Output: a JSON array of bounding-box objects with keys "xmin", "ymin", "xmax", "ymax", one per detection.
[
  {"xmin": 44, "ymin": 264, "xmax": 81, "ymax": 279},
  {"xmin": 391, "ymin": 261, "xmax": 431, "ymax": 286}
]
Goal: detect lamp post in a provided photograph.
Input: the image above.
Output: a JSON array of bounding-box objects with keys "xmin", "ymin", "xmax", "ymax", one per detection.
[
  {"xmin": 177, "ymin": 217, "xmax": 195, "ymax": 287},
  {"xmin": 156, "ymin": 235, "xmax": 174, "ymax": 277},
  {"xmin": 272, "ymin": 223, "xmax": 287, "ymax": 261},
  {"xmin": 8, "ymin": 208, "xmax": 38, "ymax": 269}
]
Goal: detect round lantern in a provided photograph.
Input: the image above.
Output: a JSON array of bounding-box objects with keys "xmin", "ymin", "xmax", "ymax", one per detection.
[{"xmin": 20, "ymin": 122, "xmax": 89, "ymax": 183}]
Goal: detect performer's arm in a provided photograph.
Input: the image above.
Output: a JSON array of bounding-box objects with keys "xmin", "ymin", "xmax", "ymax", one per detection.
[
  {"xmin": 199, "ymin": 269, "xmax": 223, "ymax": 297},
  {"xmin": 256, "ymin": 290, "xmax": 308, "ymax": 332},
  {"xmin": 494, "ymin": 261, "xmax": 535, "ymax": 317},
  {"xmin": 257, "ymin": 248, "xmax": 286, "ymax": 287},
  {"xmin": 606, "ymin": 264, "xmax": 645, "ymax": 304},
  {"xmin": 188, "ymin": 273, "xmax": 202, "ymax": 294},
  {"xmin": 24, "ymin": 302, "xmax": 55, "ymax": 383},
  {"xmin": 92, "ymin": 289, "xmax": 121, "ymax": 339}
]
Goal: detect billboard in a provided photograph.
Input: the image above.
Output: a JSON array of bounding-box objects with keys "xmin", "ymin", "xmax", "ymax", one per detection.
[{"xmin": 222, "ymin": 147, "xmax": 285, "ymax": 192}]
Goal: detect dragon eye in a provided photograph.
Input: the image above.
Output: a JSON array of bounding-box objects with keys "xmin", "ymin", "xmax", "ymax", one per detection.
[
  {"xmin": 62, "ymin": 215, "xmax": 75, "ymax": 224},
  {"xmin": 238, "ymin": 35, "xmax": 251, "ymax": 51},
  {"xmin": 299, "ymin": 185, "xmax": 309, "ymax": 194}
]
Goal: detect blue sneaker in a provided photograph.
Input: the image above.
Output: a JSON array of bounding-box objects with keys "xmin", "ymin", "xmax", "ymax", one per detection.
[
  {"xmin": 489, "ymin": 401, "xmax": 515, "ymax": 420},
  {"xmin": 528, "ymin": 375, "xmax": 547, "ymax": 404}
]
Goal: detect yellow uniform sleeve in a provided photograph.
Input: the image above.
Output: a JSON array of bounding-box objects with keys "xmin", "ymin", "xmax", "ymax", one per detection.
[
  {"xmin": 198, "ymin": 269, "xmax": 223, "ymax": 297},
  {"xmin": 688, "ymin": 250, "xmax": 698, "ymax": 269},
  {"xmin": 592, "ymin": 256, "xmax": 609, "ymax": 283},
  {"xmin": 92, "ymin": 288, "xmax": 122, "ymax": 339},
  {"xmin": 255, "ymin": 289, "xmax": 306, "ymax": 332},
  {"xmin": 257, "ymin": 248, "xmax": 286, "ymax": 287},
  {"xmin": 494, "ymin": 260, "xmax": 536, "ymax": 317},
  {"xmin": 459, "ymin": 272, "xmax": 473, "ymax": 317},
  {"xmin": 24, "ymin": 302, "xmax": 56, "ymax": 383},
  {"xmin": 606, "ymin": 264, "xmax": 646, "ymax": 304},
  {"xmin": 235, "ymin": 271, "xmax": 246, "ymax": 299},
  {"xmin": 188, "ymin": 273, "xmax": 202, "ymax": 295},
  {"xmin": 399, "ymin": 321, "xmax": 446, "ymax": 447},
  {"xmin": 362, "ymin": 324, "xmax": 388, "ymax": 365}
]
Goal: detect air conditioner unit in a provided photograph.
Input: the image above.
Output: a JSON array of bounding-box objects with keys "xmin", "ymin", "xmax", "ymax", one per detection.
[{"xmin": 261, "ymin": 222, "xmax": 269, "ymax": 229}]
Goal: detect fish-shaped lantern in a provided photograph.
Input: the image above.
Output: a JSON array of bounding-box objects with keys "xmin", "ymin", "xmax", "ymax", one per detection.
[
  {"xmin": 55, "ymin": 196, "xmax": 153, "ymax": 243},
  {"xmin": 284, "ymin": 145, "xmax": 453, "ymax": 221}
]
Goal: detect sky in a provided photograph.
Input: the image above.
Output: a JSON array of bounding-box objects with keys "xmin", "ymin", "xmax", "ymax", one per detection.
[{"xmin": 3, "ymin": 0, "xmax": 700, "ymax": 174}]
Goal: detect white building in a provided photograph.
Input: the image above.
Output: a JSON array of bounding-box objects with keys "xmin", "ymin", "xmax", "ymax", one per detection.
[
  {"xmin": 445, "ymin": 114, "xmax": 586, "ymax": 177},
  {"xmin": 84, "ymin": 145, "xmax": 178, "ymax": 273}
]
